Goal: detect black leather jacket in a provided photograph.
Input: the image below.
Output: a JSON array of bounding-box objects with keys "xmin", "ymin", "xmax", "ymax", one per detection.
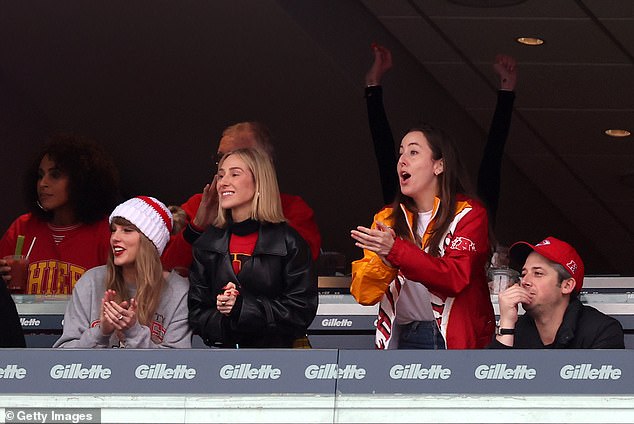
[{"xmin": 188, "ymin": 221, "xmax": 318, "ymax": 348}]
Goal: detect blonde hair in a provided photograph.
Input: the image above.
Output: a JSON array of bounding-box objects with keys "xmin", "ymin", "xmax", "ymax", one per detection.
[
  {"xmin": 214, "ymin": 148, "xmax": 285, "ymax": 228},
  {"xmin": 105, "ymin": 217, "xmax": 165, "ymax": 326}
]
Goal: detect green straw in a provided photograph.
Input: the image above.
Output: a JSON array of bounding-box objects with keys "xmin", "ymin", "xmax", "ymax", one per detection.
[{"xmin": 14, "ymin": 235, "xmax": 25, "ymax": 256}]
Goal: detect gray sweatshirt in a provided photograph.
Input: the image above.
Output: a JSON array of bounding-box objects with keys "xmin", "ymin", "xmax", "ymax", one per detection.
[{"xmin": 54, "ymin": 266, "xmax": 192, "ymax": 348}]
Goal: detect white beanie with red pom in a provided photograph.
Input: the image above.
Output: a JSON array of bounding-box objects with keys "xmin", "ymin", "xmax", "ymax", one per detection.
[{"xmin": 109, "ymin": 196, "xmax": 173, "ymax": 255}]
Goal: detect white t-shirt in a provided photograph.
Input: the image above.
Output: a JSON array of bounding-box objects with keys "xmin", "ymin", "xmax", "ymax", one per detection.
[{"xmin": 395, "ymin": 210, "xmax": 435, "ymax": 324}]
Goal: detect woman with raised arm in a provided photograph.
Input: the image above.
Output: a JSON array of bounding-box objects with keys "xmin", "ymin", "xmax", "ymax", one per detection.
[
  {"xmin": 365, "ymin": 44, "xmax": 517, "ymax": 227},
  {"xmin": 351, "ymin": 125, "xmax": 494, "ymax": 349}
]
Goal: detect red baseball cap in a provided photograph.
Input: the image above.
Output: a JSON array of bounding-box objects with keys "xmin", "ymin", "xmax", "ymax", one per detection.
[{"xmin": 509, "ymin": 236, "xmax": 584, "ymax": 292}]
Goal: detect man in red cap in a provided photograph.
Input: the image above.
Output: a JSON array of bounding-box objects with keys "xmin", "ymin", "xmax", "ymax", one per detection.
[{"xmin": 489, "ymin": 236, "xmax": 624, "ymax": 348}]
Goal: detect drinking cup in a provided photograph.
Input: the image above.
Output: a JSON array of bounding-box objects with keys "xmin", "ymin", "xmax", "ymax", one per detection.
[
  {"xmin": 3, "ymin": 255, "xmax": 29, "ymax": 294},
  {"xmin": 489, "ymin": 267, "xmax": 519, "ymax": 294}
]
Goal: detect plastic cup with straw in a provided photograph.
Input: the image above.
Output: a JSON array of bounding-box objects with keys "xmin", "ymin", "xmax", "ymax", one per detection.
[{"xmin": 5, "ymin": 235, "xmax": 30, "ymax": 294}]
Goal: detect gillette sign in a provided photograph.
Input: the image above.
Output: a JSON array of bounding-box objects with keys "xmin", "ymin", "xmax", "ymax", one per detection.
[
  {"xmin": 305, "ymin": 364, "xmax": 366, "ymax": 379},
  {"xmin": 20, "ymin": 317, "xmax": 41, "ymax": 327},
  {"xmin": 219, "ymin": 364, "xmax": 281, "ymax": 380},
  {"xmin": 560, "ymin": 364, "xmax": 621, "ymax": 380},
  {"xmin": 321, "ymin": 318, "xmax": 353, "ymax": 327}
]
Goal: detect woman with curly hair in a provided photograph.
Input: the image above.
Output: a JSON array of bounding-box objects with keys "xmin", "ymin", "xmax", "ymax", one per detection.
[{"xmin": 0, "ymin": 133, "xmax": 120, "ymax": 295}]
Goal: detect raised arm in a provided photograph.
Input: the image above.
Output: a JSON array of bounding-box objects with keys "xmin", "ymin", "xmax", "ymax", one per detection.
[
  {"xmin": 161, "ymin": 181, "xmax": 218, "ymax": 271},
  {"xmin": 365, "ymin": 43, "xmax": 399, "ymax": 205},
  {"xmin": 477, "ymin": 54, "xmax": 517, "ymax": 226}
]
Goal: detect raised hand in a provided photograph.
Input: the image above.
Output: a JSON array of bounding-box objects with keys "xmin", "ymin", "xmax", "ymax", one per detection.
[
  {"xmin": 365, "ymin": 43, "xmax": 393, "ymax": 87},
  {"xmin": 192, "ymin": 175, "xmax": 219, "ymax": 230},
  {"xmin": 493, "ymin": 54, "xmax": 518, "ymax": 91}
]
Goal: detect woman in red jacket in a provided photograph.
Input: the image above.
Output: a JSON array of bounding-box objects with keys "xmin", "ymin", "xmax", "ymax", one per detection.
[{"xmin": 350, "ymin": 124, "xmax": 494, "ymax": 349}]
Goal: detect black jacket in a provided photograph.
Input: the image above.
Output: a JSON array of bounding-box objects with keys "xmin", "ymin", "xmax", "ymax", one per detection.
[
  {"xmin": 489, "ymin": 297, "xmax": 624, "ymax": 349},
  {"xmin": 0, "ymin": 281, "xmax": 26, "ymax": 347},
  {"xmin": 188, "ymin": 221, "xmax": 318, "ymax": 348}
]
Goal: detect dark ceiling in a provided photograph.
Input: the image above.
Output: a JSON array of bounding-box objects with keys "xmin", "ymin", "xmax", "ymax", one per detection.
[{"xmin": 0, "ymin": 0, "xmax": 632, "ymax": 275}]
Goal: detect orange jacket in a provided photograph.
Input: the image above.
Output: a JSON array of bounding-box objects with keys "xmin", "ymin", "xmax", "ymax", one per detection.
[{"xmin": 351, "ymin": 194, "xmax": 494, "ymax": 349}]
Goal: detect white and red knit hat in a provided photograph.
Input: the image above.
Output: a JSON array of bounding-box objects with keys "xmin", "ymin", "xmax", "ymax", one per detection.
[{"xmin": 109, "ymin": 196, "xmax": 173, "ymax": 255}]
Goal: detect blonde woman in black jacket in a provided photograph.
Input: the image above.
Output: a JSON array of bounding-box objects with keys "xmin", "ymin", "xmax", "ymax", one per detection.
[{"xmin": 187, "ymin": 148, "xmax": 318, "ymax": 348}]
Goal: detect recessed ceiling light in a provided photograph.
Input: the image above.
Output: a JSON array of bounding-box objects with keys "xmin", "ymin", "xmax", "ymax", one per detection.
[
  {"xmin": 516, "ymin": 37, "xmax": 544, "ymax": 46},
  {"xmin": 605, "ymin": 129, "xmax": 631, "ymax": 138},
  {"xmin": 447, "ymin": 0, "xmax": 528, "ymax": 6}
]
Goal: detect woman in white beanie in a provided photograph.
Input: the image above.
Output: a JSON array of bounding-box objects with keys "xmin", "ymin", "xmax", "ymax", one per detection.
[
  {"xmin": 54, "ymin": 196, "xmax": 192, "ymax": 348},
  {"xmin": 188, "ymin": 148, "xmax": 317, "ymax": 348}
]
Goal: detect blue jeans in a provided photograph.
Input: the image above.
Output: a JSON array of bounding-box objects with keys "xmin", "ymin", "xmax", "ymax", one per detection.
[{"xmin": 397, "ymin": 321, "xmax": 446, "ymax": 350}]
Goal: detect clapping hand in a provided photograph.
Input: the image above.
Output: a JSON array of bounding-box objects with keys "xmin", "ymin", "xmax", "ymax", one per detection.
[{"xmin": 351, "ymin": 221, "xmax": 396, "ymax": 266}]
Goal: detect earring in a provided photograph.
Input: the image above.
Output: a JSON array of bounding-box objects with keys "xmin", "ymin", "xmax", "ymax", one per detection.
[{"xmin": 36, "ymin": 200, "xmax": 47, "ymax": 211}]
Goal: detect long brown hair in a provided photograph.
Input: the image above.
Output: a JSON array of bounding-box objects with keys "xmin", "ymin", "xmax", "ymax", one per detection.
[
  {"xmin": 105, "ymin": 217, "xmax": 165, "ymax": 325},
  {"xmin": 390, "ymin": 124, "xmax": 474, "ymax": 256}
]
